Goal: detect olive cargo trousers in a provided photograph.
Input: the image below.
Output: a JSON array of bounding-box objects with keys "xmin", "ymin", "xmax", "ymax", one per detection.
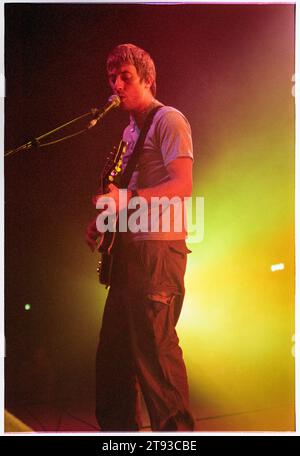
[{"xmin": 95, "ymin": 238, "xmax": 195, "ymax": 431}]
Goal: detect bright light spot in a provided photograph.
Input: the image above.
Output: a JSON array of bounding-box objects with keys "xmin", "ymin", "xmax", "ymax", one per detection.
[
  {"xmin": 270, "ymin": 263, "xmax": 285, "ymax": 272},
  {"xmin": 24, "ymin": 304, "xmax": 31, "ymax": 311}
]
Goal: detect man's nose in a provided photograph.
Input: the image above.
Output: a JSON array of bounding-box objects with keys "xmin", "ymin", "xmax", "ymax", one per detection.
[{"xmin": 114, "ymin": 75, "xmax": 124, "ymax": 92}]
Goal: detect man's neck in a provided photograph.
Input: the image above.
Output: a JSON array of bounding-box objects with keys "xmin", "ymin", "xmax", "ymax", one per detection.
[{"xmin": 131, "ymin": 98, "xmax": 157, "ymax": 128}]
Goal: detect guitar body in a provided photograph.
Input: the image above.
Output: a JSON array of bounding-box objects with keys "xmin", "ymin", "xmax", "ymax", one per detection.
[
  {"xmin": 97, "ymin": 251, "xmax": 114, "ymax": 286},
  {"xmin": 96, "ymin": 140, "xmax": 127, "ymax": 286},
  {"xmin": 97, "ymin": 230, "xmax": 116, "ymax": 286}
]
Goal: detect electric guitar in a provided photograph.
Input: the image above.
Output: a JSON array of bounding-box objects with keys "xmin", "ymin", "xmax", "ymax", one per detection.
[{"xmin": 96, "ymin": 139, "xmax": 127, "ymax": 286}]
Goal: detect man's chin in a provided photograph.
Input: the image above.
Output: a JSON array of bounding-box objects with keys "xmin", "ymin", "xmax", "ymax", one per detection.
[{"xmin": 120, "ymin": 102, "xmax": 131, "ymax": 111}]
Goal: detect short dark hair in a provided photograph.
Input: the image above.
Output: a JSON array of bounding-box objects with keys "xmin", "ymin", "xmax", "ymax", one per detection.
[{"xmin": 106, "ymin": 43, "xmax": 157, "ymax": 96}]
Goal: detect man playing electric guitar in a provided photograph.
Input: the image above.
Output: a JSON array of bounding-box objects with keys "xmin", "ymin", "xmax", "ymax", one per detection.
[{"xmin": 86, "ymin": 43, "xmax": 195, "ymax": 432}]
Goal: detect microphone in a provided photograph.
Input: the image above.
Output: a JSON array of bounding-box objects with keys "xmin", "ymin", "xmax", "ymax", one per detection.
[{"xmin": 89, "ymin": 95, "xmax": 121, "ymax": 128}]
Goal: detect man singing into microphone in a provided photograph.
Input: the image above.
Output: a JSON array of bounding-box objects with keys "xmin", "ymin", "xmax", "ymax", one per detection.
[{"xmin": 86, "ymin": 43, "xmax": 195, "ymax": 431}]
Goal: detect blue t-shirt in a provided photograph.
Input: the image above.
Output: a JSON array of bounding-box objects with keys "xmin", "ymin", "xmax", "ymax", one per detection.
[{"xmin": 121, "ymin": 101, "xmax": 193, "ymax": 241}]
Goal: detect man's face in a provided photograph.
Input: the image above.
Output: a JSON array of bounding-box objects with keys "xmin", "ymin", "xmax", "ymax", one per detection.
[{"xmin": 108, "ymin": 63, "xmax": 152, "ymax": 112}]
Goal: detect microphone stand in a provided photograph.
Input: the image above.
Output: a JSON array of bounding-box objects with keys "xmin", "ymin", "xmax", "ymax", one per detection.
[{"xmin": 4, "ymin": 107, "xmax": 105, "ymax": 158}]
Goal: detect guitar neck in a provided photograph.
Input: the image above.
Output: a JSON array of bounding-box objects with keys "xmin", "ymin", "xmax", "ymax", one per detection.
[{"xmin": 98, "ymin": 139, "xmax": 127, "ymax": 194}]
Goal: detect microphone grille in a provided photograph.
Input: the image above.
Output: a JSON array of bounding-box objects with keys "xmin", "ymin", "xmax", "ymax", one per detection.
[{"xmin": 108, "ymin": 94, "xmax": 121, "ymax": 107}]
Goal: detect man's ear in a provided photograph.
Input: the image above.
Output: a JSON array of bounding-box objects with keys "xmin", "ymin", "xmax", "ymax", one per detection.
[{"xmin": 144, "ymin": 76, "xmax": 153, "ymax": 89}]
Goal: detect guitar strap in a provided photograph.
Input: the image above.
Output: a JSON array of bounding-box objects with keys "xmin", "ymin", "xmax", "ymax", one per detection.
[{"xmin": 120, "ymin": 105, "xmax": 163, "ymax": 188}]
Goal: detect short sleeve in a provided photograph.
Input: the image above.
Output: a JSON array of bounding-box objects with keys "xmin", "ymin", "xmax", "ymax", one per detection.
[{"xmin": 155, "ymin": 107, "xmax": 193, "ymax": 166}]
